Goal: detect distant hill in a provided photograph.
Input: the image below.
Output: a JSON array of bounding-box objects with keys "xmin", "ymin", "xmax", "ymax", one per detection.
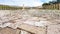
[
  {"xmin": 0, "ymin": 4, "xmax": 42, "ymax": 10},
  {"xmin": 0, "ymin": 5, "xmax": 22, "ymax": 10}
]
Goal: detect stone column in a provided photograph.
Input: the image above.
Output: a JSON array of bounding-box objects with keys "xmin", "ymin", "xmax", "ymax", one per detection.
[{"xmin": 22, "ymin": 4, "xmax": 25, "ymax": 10}]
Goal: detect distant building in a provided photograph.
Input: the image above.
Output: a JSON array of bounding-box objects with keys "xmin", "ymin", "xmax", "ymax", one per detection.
[{"xmin": 42, "ymin": 0, "xmax": 60, "ymax": 10}]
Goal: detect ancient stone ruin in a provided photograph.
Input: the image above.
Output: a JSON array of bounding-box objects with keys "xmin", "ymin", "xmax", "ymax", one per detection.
[{"xmin": 0, "ymin": 10, "xmax": 60, "ymax": 34}]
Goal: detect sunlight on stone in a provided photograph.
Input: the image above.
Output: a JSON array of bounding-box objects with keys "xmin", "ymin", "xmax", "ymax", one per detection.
[{"xmin": 0, "ymin": 10, "xmax": 60, "ymax": 29}]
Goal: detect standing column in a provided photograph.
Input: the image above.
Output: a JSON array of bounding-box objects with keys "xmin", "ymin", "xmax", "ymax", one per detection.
[{"xmin": 22, "ymin": 4, "xmax": 25, "ymax": 10}]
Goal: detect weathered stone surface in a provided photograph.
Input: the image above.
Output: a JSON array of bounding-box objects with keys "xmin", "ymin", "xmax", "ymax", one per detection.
[
  {"xmin": 0, "ymin": 27, "xmax": 20, "ymax": 34},
  {"xmin": 47, "ymin": 24, "xmax": 60, "ymax": 34},
  {"xmin": 21, "ymin": 30, "xmax": 31, "ymax": 34},
  {"xmin": 0, "ymin": 10, "xmax": 60, "ymax": 34}
]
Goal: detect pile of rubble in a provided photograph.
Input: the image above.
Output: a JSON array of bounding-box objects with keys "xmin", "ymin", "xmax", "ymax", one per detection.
[{"xmin": 0, "ymin": 10, "xmax": 60, "ymax": 29}]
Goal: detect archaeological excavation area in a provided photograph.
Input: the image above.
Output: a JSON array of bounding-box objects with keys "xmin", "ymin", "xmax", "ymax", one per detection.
[{"xmin": 0, "ymin": 10, "xmax": 60, "ymax": 34}]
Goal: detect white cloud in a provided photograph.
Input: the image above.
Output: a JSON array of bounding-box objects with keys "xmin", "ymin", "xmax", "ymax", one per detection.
[
  {"xmin": 12, "ymin": 0, "xmax": 43, "ymax": 7},
  {"xmin": 0, "ymin": 0, "xmax": 52, "ymax": 7}
]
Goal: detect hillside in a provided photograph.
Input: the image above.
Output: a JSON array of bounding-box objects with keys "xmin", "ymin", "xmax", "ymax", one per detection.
[{"xmin": 0, "ymin": 5, "xmax": 22, "ymax": 10}]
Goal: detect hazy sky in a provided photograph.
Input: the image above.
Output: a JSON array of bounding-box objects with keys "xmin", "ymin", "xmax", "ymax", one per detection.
[{"xmin": 0, "ymin": 0, "xmax": 52, "ymax": 7}]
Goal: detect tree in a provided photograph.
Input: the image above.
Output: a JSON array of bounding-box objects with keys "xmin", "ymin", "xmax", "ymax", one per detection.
[
  {"xmin": 42, "ymin": 3, "xmax": 51, "ymax": 6},
  {"xmin": 42, "ymin": 3, "xmax": 50, "ymax": 9}
]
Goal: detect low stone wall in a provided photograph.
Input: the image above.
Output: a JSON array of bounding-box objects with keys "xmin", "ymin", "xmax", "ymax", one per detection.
[{"xmin": 0, "ymin": 27, "xmax": 46, "ymax": 34}]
